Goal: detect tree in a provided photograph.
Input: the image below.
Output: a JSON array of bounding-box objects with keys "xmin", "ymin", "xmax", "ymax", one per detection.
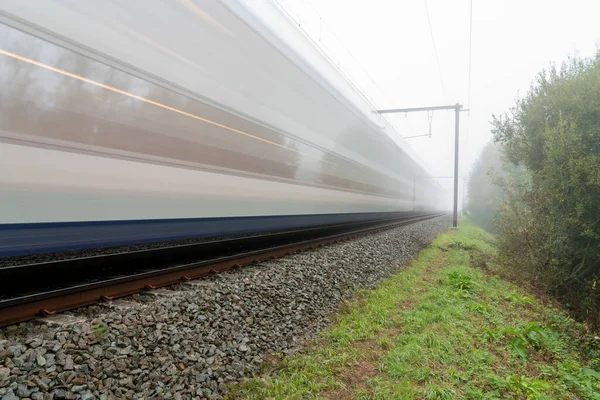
[
  {"xmin": 467, "ymin": 141, "xmax": 504, "ymax": 231},
  {"xmin": 492, "ymin": 51, "xmax": 600, "ymax": 284}
]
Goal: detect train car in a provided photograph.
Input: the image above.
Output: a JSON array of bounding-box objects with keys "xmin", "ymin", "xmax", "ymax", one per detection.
[{"xmin": 0, "ymin": 0, "xmax": 441, "ymax": 257}]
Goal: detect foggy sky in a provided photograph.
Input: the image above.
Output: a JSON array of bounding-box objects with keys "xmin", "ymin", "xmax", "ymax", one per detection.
[{"xmin": 276, "ymin": 0, "xmax": 600, "ymax": 207}]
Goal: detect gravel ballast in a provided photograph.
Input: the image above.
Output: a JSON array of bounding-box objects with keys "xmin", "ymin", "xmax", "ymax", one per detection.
[{"xmin": 0, "ymin": 216, "xmax": 450, "ymax": 400}]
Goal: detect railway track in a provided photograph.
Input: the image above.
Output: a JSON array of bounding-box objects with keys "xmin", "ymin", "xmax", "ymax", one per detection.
[{"xmin": 0, "ymin": 213, "xmax": 444, "ymax": 327}]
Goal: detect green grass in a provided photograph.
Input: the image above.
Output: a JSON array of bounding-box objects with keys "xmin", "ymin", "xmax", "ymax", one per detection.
[
  {"xmin": 90, "ymin": 321, "xmax": 109, "ymax": 339},
  {"xmin": 228, "ymin": 220, "xmax": 600, "ymax": 399}
]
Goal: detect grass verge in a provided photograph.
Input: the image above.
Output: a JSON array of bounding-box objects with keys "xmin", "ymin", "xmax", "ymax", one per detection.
[{"xmin": 228, "ymin": 220, "xmax": 600, "ymax": 399}]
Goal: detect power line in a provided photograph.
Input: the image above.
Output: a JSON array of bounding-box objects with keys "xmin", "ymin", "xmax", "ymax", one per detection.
[
  {"xmin": 464, "ymin": 0, "xmax": 474, "ymax": 204},
  {"xmin": 303, "ymin": 0, "xmax": 398, "ymax": 108},
  {"xmin": 272, "ymin": 0, "xmax": 394, "ymax": 107},
  {"xmin": 467, "ymin": 0, "xmax": 473, "ymax": 110},
  {"xmin": 466, "ymin": 0, "xmax": 473, "ymax": 143},
  {"xmin": 273, "ymin": 0, "xmax": 426, "ymax": 141},
  {"xmin": 424, "ymin": 0, "xmax": 446, "ymax": 99},
  {"xmin": 271, "ymin": 0, "xmax": 375, "ymax": 106}
]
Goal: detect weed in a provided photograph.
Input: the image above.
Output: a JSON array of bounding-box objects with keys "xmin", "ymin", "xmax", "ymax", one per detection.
[
  {"xmin": 228, "ymin": 220, "xmax": 600, "ymax": 400},
  {"xmin": 90, "ymin": 322, "xmax": 109, "ymax": 339},
  {"xmin": 423, "ymin": 384, "xmax": 457, "ymax": 400},
  {"xmin": 581, "ymin": 368, "xmax": 600, "ymax": 379},
  {"xmin": 481, "ymin": 327, "xmax": 502, "ymax": 343},
  {"xmin": 377, "ymin": 336, "xmax": 393, "ymax": 351},
  {"xmin": 502, "ymin": 374, "xmax": 552, "ymax": 399},
  {"xmin": 445, "ymin": 270, "xmax": 475, "ymax": 292},
  {"xmin": 469, "ymin": 301, "xmax": 491, "ymax": 315},
  {"xmin": 505, "ymin": 289, "xmax": 536, "ymax": 305},
  {"xmin": 503, "ymin": 321, "xmax": 555, "ymax": 360},
  {"xmin": 358, "ymin": 377, "xmax": 417, "ymax": 399},
  {"xmin": 447, "ymin": 368, "xmax": 469, "ymax": 382}
]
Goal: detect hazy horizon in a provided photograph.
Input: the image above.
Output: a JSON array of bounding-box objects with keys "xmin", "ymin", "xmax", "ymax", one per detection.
[{"xmin": 275, "ymin": 0, "xmax": 600, "ymax": 208}]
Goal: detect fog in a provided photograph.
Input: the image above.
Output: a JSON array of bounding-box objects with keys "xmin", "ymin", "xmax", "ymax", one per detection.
[{"xmin": 274, "ymin": 0, "xmax": 600, "ymax": 209}]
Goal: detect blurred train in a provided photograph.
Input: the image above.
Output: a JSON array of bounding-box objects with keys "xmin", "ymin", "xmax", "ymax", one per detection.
[{"xmin": 0, "ymin": 0, "xmax": 441, "ymax": 257}]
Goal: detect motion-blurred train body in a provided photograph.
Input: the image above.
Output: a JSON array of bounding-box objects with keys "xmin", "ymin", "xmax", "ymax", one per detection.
[{"xmin": 0, "ymin": 0, "xmax": 440, "ymax": 257}]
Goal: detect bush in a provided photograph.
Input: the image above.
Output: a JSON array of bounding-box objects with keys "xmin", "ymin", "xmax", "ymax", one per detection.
[
  {"xmin": 466, "ymin": 142, "xmax": 504, "ymax": 231},
  {"xmin": 470, "ymin": 51, "xmax": 600, "ymax": 330}
]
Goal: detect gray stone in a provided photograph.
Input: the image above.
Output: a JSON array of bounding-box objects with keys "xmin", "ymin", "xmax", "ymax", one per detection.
[
  {"xmin": 0, "ymin": 216, "xmax": 450, "ymax": 399},
  {"xmin": 230, "ymin": 361, "xmax": 244, "ymax": 374},
  {"xmin": 31, "ymin": 393, "xmax": 44, "ymax": 400},
  {"xmin": 80, "ymin": 391, "xmax": 94, "ymax": 400},
  {"xmin": 11, "ymin": 357, "xmax": 23, "ymax": 368},
  {"xmin": 37, "ymin": 354, "xmax": 46, "ymax": 366},
  {"xmin": 45, "ymin": 354, "xmax": 56, "ymax": 368},
  {"xmin": 238, "ymin": 344, "xmax": 249, "ymax": 352},
  {"xmin": 16, "ymin": 384, "xmax": 31, "ymax": 398},
  {"xmin": 113, "ymin": 360, "xmax": 127, "ymax": 372},
  {"xmin": 7, "ymin": 346, "xmax": 24, "ymax": 358},
  {"xmin": 33, "ymin": 377, "xmax": 49, "ymax": 392},
  {"xmin": 1, "ymin": 389, "xmax": 19, "ymax": 400},
  {"xmin": 70, "ymin": 385, "xmax": 86, "ymax": 393},
  {"xmin": 63, "ymin": 357, "xmax": 74, "ymax": 371}
]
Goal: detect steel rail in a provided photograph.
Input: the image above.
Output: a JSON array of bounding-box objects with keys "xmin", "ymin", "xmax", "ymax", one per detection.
[{"xmin": 0, "ymin": 213, "xmax": 444, "ymax": 326}]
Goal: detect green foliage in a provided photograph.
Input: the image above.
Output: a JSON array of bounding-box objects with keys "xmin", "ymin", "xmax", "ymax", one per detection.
[
  {"xmin": 470, "ymin": 301, "xmax": 491, "ymax": 316},
  {"xmin": 502, "ymin": 322, "xmax": 555, "ymax": 361},
  {"xmin": 423, "ymin": 384, "xmax": 456, "ymax": 400},
  {"xmin": 505, "ymin": 290, "xmax": 535, "ymax": 305},
  {"xmin": 465, "ymin": 50, "xmax": 600, "ymax": 329},
  {"xmin": 492, "ymin": 52, "xmax": 600, "ymax": 280},
  {"xmin": 582, "ymin": 368, "xmax": 600, "ymax": 380},
  {"xmin": 90, "ymin": 322, "xmax": 109, "ymax": 340},
  {"xmin": 481, "ymin": 327, "xmax": 501, "ymax": 343},
  {"xmin": 230, "ymin": 222, "xmax": 600, "ymax": 399},
  {"xmin": 466, "ymin": 141, "xmax": 506, "ymax": 231},
  {"xmin": 446, "ymin": 270, "xmax": 475, "ymax": 292},
  {"xmin": 496, "ymin": 375, "xmax": 552, "ymax": 399},
  {"xmin": 467, "ymin": 141, "xmax": 530, "ymax": 233}
]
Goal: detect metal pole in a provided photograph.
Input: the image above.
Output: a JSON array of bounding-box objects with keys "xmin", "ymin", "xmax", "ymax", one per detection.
[
  {"xmin": 377, "ymin": 104, "xmax": 458, "ymax": 114},
  {"xmin": 374, "ymin": 103, "xmax": 466, "ymax": 224},
  {"xmin": 453, "ymin": 103, "xmax": 460, "ymax": 228}
]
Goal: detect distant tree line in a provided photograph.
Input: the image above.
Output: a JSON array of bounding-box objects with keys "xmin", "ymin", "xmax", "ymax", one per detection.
[{"xmin": 468, "ymin": 51, "xmax": 600, "ymax": 329}]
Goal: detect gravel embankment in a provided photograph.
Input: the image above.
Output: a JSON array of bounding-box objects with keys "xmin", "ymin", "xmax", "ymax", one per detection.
[{"xmin": 0, "ymin": 216, "xmax": 450, "ymax": 400}]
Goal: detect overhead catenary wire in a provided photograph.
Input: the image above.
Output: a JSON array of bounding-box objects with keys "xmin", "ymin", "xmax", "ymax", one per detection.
[
  {"xmin": 467, "ymin": 0, "xmax": 473, "ymax": 111},
  {"xmin": 273, "ymin": 0, "xmax": 423, "ymax": 140},
  {"xmin": 270, "ymin": 0, "xmax": 370, "ymax": 102},
  {"xmin": 303, "ymin": 0, "xmax": 398, "ymax": 109},
  {"xmin": 424, "ymin": 0, "xmax": 446, "ymax": 100},
  {"xmin": 465, "ymin": 0, "xmax": 473, "ymax": 144},
  {"xmin": 464, "ymin": 0, "xmax": 474, "ymax": 212},
  {"xmin": 274, "ymin": 0, "xmax": 394, "ymax": 108}
]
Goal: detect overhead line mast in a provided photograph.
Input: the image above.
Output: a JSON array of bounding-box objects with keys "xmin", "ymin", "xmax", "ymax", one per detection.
[{"xmin": 377, "ymin": 104, "xmax": 468, "ymax": 229}]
